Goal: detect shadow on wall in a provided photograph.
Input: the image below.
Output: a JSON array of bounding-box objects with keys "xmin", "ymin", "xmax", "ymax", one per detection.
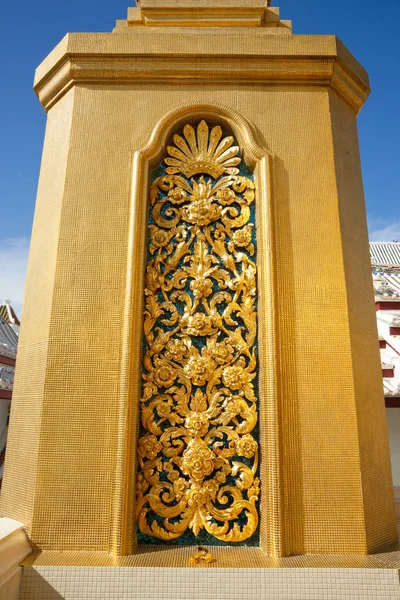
[
  {"xmin": 273, "ymin": 156, "xmax": 305, "ymax": 555},
  {"xmin": 21, "ymin": 569, "xmax": 64, "ymax": 600}
]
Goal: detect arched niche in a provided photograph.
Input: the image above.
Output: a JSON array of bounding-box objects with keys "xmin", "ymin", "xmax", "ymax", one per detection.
[{"xmin": 111, "ymin": 102, "xmax": 282, "ymax": 558}]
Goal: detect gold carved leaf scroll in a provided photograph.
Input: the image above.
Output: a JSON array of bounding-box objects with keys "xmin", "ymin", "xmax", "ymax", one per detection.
[{"xmin": 137, "ymin": 121, "xmax": 260, "ymax": 543}]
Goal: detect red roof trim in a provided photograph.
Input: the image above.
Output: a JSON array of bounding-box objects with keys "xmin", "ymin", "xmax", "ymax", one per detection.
[
  {"xmin": 0, "ymin": 390, "xmax": 12, "ymax": 401},
  {"xmin": 376, "ymin": 301, "xmax": 400, "ymax": 311},
  {"xmin": 385, "ymin": 339, "xmax": 400, "ymax": 358},
  {"xmin": 0, "ymin": 355, "xmax": 15, "ymax": 367},
  {"xmin": 385, "ymin": 397, "xmax": 400, "ymax": 408},
  {"xmin": 382, "ymin": 369, "xmax": 395, "ymax": 377}
]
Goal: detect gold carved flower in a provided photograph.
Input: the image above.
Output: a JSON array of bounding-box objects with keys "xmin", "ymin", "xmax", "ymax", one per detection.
[
  {"xmin": 184, "ymin": 355, "xmax": 214, "ymax": 386},
  {"xmin": 149, "ymin": 225, "xmax": 173, "ymax": 253},
  {"xmin": 156, "ymin": 400, "xmax": 172, "ymax": 418},
  {"xmin": 216, "ymin": 187, "xmax": 236, "ymax": 204},
  {"xmin": 210, "ymin": 340, "xmax": 234, "ymax": 365},
  {"xmin": 187, "ymin": 480, "xmax": 219, "ymax": 507},
  {"xmin": 214, "ymin": 459, "xmax": 232, "ymax": 484},
  {"xmin": 190, "ymin": 277, "xmax": 213, "ymax": 299},
  {"xmin": 165, "ymin": 339, "xmax": 187, "ymax": 363},
  {"xmin": 168, "ymin": 187, "xmax": 187, "ymax": 204},
  {"xmin": 138, "ymin": 434, "xmax": 162, "ymax": 460},
  {"xmin": 164, "ymin": 461, "xmax": 179, "ymax": 482},
  {"xmin": 222, "ymin": 365, "xmax": 250, "ymax": 390},
  {"xmin": 235, "ymin": 434, "xmax": 258, "ymax": 459},
  {"xmin": 225, "ymin": 397, "xmax": 243, "ymax": 417},
  {"xmin": 182, "ymin": 198, "xmax": 221, "ymax": 227},
  {"xmin": 182, "ymin": 313, "xmax": 216, "ymax": 337},
  {"xmin": 185, "ymin": 412, "xmax": 209, "ymax": 438},
  {"xmin": 231, "ymin": 225, "xmax": 253, "ymax": 248},
  {"xmin": 181, "ymin": 439, "xmax": 215, "ymax": 482},
  {"xmin": 173, "ymin": 477, "xmax": 189, "ymax": 500},
  {"xmin": 214, "ymin": 471, "xmax": 227, "ymax": 484},
  {"xmin": 153, "ymin": 363, "xmax": 177, "ymax": 389}
]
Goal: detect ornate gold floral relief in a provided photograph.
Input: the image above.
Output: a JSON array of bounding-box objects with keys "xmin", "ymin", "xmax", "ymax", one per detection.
[{"xmin": 137, "ymin": 121, "xmax": 260, "ymax": 544}]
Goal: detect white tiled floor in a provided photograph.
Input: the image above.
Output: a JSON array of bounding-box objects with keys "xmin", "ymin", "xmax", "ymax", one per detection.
[{"xmin": 20, "ymin": 566, "xmax": 400, "ymax": 600}]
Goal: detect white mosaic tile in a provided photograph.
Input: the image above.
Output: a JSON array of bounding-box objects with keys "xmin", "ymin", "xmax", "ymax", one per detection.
[{"xmin": 20, "ymin": 566, "xmax": 400, "ymax": 600}]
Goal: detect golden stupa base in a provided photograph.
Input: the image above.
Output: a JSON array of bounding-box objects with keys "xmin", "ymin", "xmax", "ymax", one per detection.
[{"xmin": 2, "ymin": 6, "xmax": 399, "ymax": 597}]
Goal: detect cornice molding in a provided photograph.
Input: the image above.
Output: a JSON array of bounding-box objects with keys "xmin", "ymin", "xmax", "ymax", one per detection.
[{"xmin": 34, "ymin": 34, "xmax": 370, "ymax": 114}]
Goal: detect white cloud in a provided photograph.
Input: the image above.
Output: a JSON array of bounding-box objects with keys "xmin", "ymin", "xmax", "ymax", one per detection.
[
  {"xmin": 368, "ymin": 218, "xmax": 400, "ymax": 243},
  {"xmin": 0, "ymin": 237, "xmax": 30, "ymax": 316}
]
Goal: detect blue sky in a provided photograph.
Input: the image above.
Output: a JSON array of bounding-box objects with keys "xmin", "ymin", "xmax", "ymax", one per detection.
[{"xmin": 1, "ymin": 0, "xmax": 399, "ymax": 311}]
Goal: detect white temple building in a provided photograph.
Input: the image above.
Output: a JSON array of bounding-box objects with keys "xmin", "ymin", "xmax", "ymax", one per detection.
[
  {"xmin": 0, "ymin": 301, "xmax": 19, "ymax": 488},
  {"xmin": 371, "ymin": 242, "xmax": 400, "ymax": 523}
]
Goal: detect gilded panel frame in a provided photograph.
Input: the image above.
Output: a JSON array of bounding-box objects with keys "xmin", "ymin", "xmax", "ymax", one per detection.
[{"xmin": 111, "ymin": 102, "xmax": 282, "ymax": 558}]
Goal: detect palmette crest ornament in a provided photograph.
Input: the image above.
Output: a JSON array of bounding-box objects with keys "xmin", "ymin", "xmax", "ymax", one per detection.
[
  {"xmin": 137, "ymin": 121, "xmax": 259, "ymax": 544},
  {"xmin": 165, "ymin": 120, "xmax": 241, "ymax": 178}
]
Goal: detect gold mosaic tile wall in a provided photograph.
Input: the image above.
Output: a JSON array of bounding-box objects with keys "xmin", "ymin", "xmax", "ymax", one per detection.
[
  {"xmin": 0, "ymin": 90, "xmax": 75, "ymax": 531},
  {"xmin": 329, "ymin": 89, "xmax": 398, "ymax": 551},
  {"xmin": 1, "ymin": 19, "xmax": 397, "ymax": 556}
]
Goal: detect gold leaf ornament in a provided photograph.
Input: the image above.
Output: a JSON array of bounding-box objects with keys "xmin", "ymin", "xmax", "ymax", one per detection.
[
  {"xmin": 165, "ymin": 121, "xmax": 241, "ymax": 178},
  {"xmin": 137, "ymin": 121, "xmax": 259, "ymax": 543}
]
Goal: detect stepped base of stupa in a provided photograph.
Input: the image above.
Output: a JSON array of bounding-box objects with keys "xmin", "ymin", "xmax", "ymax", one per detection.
[{"xmin": 19, "ymin": 547, "xmax": 400, "ymax": 600}]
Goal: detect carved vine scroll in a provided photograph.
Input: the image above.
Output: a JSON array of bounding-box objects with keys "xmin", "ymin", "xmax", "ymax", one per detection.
[{"xmin": 136, "ymin": 120, "xmax": 260, "ymax": 543}]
